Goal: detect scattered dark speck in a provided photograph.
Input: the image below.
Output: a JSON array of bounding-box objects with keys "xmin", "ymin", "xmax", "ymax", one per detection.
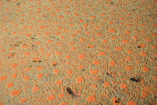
[
  {"xmin": 106, "ymin": 72, "xmax": 110, "ymax": 75},
  {"xmin": 110, "ymin": 2, "xmax": 113, "ymax": 4},
  {"xmin": 132, "ymin": 9, "xmax": 136, "ymax": 11},
  {"xmin": 115, "ymin": 98, "xmax": 121, "ymax": 103},
  {"xmin": 38, "ymin": 60, "xmax": 42, "ymax": 63},
  {"xmin": 49, "ymin": 36, "xmax": 57, "ymax": 39},
  {"xmin": 14, "ymin": 44, "xmax": 19, "ymax": 46},
  {"xmin": 130, "ymin": 77, "xmax": 140, "ymax": 82},
  {"xmin": 32, "ymin": 60, "xmax": 37, "ymax": 62},
  {"xmin": 32, "ymin": 60, "xmax": 42, "ymax": 63},
  {"xmin": 66, "ymin": 87, "xmax": 76, "ymax": 97},
  {"xmin": 82, "ymin": 69, "xmax": 85, "ymax": 71},
  {"xmin": 148, "ymin": 14, "xmax": 151, "ymax": 17},
  {"xmin": 52, "ymin": 63, "xmax": 57, "ymax": 66},
  {"xmin": 137, "ymin": 46, "xmax": 141, "ymax": 48},
  {"xmin": 16, "ymin": 2, "xmax": 21, "ymax": 6}
]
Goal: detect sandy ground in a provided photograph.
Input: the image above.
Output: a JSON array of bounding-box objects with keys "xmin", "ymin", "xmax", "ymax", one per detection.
[{"xmin": 0, "ymin": 0, "xmax": 157, "ymax": 105}]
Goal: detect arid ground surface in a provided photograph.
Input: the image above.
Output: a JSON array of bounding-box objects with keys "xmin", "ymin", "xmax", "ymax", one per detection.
[{"xmin": 0, "ymin": 0, "xmax": 157, "ymax": 105}]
